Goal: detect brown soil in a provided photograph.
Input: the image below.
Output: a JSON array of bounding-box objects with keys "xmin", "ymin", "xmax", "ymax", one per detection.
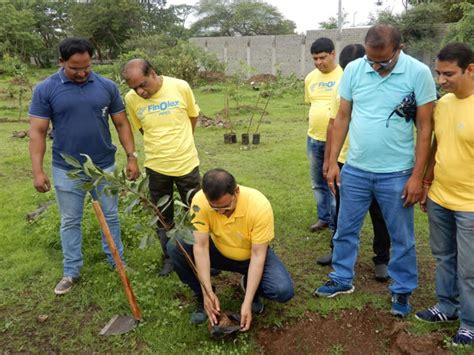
[
  {"xmin": 256, "ymin": 308, "xmax": 447, "ymax": 355},
  {"xmin": 247, "ymin": 74, "xmax": 277, "ymax": 84},
  {"xmin": 198, "ymin": 71, "xmax": 227, "ymax": 83}
]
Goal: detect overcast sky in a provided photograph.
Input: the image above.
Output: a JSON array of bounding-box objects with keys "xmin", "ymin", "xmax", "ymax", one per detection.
[{"xmin": 167, "ymin": 0, "xmax": 406, "ymax": 33}]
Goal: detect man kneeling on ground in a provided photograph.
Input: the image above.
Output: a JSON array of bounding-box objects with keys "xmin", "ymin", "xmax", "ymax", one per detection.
[{"xmin": 168, "ymin": 168, "xmax": 294, "ymax": 330}]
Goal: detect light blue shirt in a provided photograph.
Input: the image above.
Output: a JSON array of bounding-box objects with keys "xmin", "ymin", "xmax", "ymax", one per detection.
[{"xmin": 339, "ymin": 51, "xmax": 436, "ymax": 173}]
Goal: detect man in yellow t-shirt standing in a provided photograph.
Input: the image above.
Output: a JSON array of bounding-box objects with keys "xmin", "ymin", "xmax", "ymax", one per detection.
[
  {"xmin": 122, "ymin": 59, "xmax": 201, "ymax": 276},
  {"xmin": 305, "ymin": 38, "xmax": 343, "ymax": 233},
  {"xmin": 416, "ymin": 43, "xmax": 474, "ymax": 346},
  {"xmin": 168, "ymin": 169, "xmax": 294, "ymax": 329}
]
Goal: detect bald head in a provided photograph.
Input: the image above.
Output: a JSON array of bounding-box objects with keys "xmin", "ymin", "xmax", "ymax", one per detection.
[
  {"xmin": 365, "ymin": 25, "xmax": 401, "ymax": 51},
  {"xmin": 122, "ymin": 58, "xmax": 161, "ymax": 99},
  {"xmin": 121, "ymin": 58, "xmax": 155, "ymax": 80}
]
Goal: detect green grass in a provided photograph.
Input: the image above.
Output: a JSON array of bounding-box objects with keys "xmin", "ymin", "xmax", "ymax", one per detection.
[{"xmin": 0, "ymin": 73, "xmax": 472, "ymax": 353}]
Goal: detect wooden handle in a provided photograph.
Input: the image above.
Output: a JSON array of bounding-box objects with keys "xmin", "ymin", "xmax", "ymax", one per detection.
[{"xmin": 92, "ymin": 200, "xmax": 141, "ymax": 321}]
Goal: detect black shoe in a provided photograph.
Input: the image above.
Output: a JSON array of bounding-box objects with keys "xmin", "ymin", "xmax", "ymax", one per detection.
[
  {"xmin": 317, "ymin": 253, "xmax": 332, "ymax": 266},
  {"xmin": 191, "ymin": 299, "xmax": 208, "ymax": 324},
  {"xmin": 309, "ymin": 220, "xmax": 329, "ymax": 232},
  {"xmin": 159, "ymin": 257, "xmax": 174, "ymax": 277},
  {"xmin": 374, "ymin": 264, "xmax": 389, "ymax": 282}
]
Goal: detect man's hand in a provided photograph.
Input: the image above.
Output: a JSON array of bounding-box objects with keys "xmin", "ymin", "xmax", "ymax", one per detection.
[
  {"xmin": 402, "ymin": 175, "xmax": 422, "ymax": 207},
  {"xmin": 419, "ymin": 184, "xmax": 430, "ymax": 212},
  {"xmin": 33, "ymin": 171, "xmax": 51, "ymax": 193},
  {"xmin": 204, "ymin": 290, "xmax": 221, "ymax": 326},
  {"xmin": 126, "ymin": 158, "xmax": 140, "ymax": 181},
  {"xmin": 325, "ymin": 162, "xmax": 340, "ymax": 195},
  {"xmin": 240, "ymin": 301, "xmax": 252, "ymax": 331},
  {"xmin": 322, "ymin": 158, "xmax": 329, "ymax": 178}
]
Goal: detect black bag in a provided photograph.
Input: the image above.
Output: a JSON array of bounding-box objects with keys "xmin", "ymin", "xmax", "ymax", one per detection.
[{"xmin": 386, "ymin": 92, "xmax": 417, "ymax": 127}]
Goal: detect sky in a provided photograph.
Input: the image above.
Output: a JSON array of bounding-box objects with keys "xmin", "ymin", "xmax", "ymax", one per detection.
[{"xmin": 166, "ymin": 0, "xmax": 406, "ymax": 33}]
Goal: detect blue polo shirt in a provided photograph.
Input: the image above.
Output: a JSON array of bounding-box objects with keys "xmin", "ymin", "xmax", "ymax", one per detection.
[
  {"xmin": 339, "ymin": 51, "xmax": 436, "ymax": 173},
  {"xmin": 29, "ymin": 69, "xmax": 125, "ymax": 170}
]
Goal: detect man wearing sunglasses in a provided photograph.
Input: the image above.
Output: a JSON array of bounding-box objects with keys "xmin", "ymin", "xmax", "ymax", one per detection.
[
  {"xmin": 315, "ymin": 25, "xmax": 437, "ymax": 318},
  {"xmin": 168, "ymin": 169, "xmax": 294, "ymax": 331}
]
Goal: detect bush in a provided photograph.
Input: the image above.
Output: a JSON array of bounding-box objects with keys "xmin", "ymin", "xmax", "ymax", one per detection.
[{"xmin": 120, "ymin": 34, "xmax": 224, "ymax": 85}]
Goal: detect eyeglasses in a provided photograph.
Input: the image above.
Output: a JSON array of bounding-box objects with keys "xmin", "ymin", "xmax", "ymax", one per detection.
[
  {"xmin": 364, "ymin": 49, "xmax": 398, "ymax": 71},
  {"xmin": 209, "ymin": 194, "xmax": 236, "ymax": 212},
  {"xmin": 66, "ymin": 64, "xmax": 92, "ymax": 74}
]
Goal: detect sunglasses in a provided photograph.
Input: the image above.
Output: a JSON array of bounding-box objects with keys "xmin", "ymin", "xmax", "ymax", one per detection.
[
  {"xmin": 364, "ymin": 49, "xmax": 398, "ymax": 71},
  {"xmin": 209, "ymin": 193, "xmax": 236, "ymax": 212}
]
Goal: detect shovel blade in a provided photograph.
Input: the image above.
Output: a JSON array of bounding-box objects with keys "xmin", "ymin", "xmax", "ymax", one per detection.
[{"xmin": 99, "ymin": 315, "xmax": 137, "ymax": 336}]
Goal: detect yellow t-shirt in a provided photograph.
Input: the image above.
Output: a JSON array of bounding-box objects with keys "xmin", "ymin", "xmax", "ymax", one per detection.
[
  {"xmin": 125, "ymin": 76, "xmax": 200, "ymax": 176},
  {"xmin": 429, "ymin": 93, "xmax": 474, "ymax": 211},
  {"xmin": 328, "ymin": 82, "xmax": 350, "ymax": 164},
  {"xmin": 305, "ymin": 66, "xmax": 343, "ymax": 141},
  {"xmin": 191, "ymin": 185, "xmax": 274, "ymax": 261}
]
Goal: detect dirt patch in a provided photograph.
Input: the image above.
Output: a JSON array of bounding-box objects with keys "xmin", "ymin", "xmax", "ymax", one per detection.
[
  {"xmin": 198, "ymin": 71, "xmax": 226, "ymax": 83},
  {"xmin": 247, "ymin": 74, "xmax": 277, "ymax": 84},
  {"xmin": 256, "ymin": 307, "xmax": 447, "ymax": 355}
]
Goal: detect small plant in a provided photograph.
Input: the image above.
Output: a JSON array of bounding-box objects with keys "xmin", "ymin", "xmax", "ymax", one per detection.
[
  {"xmin": 63, "ymin": 154, "xmax": 216, "ymax": 305},
  {"xmin": 2, "ymin": 54, "xmax": 32, "ymax": 121}
]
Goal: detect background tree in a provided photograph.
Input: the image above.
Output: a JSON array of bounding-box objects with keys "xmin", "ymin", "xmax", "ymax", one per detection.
[
  {"xmin": 191, "ymin": 0, "xmax": 296, "ymax": 36},
  {"xmin": 69, "ymin": 0, "xmax": 145, "ymax": 61},
  {"xmin": 0, "ymin": 3, "xmax": 42, "ymax": 62},
  {"xmin": 318, "ymin": 12, "xmax": 348, "ymax": 30},
  {"xmin": 444, "ymin": 2, "xmax": 474, "ymax": 47}
]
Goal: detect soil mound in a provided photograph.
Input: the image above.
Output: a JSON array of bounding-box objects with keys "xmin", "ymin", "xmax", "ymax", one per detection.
[{"xmin": 257, "ymin": 307, "xmax": 448, "ymax": 354}]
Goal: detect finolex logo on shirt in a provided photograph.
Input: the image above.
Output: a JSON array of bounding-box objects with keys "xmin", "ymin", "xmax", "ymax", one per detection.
[
  {"xmin": 310, "ymin": 81, "xmax": 336, "ymax": 91},
  {"xmin": 137, "ymin": 100, "xmax": 181, "ymax": 120}
]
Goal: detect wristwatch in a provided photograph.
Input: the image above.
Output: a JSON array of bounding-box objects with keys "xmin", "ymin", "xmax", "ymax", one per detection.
[{"xmin": 127, "ymin": 151, "xmax": 138, "ymax": 159}]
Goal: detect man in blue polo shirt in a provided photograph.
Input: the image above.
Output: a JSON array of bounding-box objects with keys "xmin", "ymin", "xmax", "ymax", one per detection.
[
  {"xmin": 29, "ymin": 37, "xmax": 140, "ymax": 295},
  {"xmin": 314, "ymin": 25, "xmax": 436, "ymax": 317}
]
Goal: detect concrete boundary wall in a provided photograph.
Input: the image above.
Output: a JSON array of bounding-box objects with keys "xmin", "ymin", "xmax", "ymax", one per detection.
[
  {"xmin": 190, "ymin": 28, "xmax": 369, "ymax": 78},
  {"xmin": 190, "ymin": 26, "xmax": 447, "ymax": 78}
]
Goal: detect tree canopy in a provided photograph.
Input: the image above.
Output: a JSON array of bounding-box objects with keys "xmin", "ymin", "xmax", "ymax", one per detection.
[{"xmin": 191, "ymin": 0, "xmax": 296, "ymax": 36}]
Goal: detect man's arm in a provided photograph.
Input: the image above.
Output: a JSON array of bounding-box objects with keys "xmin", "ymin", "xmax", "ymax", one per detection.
[
  {"xmin": 401, "ymin": 102, "xmax": 434, "ymax": 207},
  {"xmin": 323, "ymin": 119, "xmax": 334, "ymax": 178},
  {"xmin": 190, "ymin": 116, "xmax": 198, "ymax": 134},
  {"xmin": 326, "ymin": 99, "xmax": 352, "ymax": 194},
  {"xmin": 420, "ymin": 136, "xmax": 437, "ymax": 212},
  {"xmin": 240, "ymin": 242, "xmax": 268, "ymax": 331},
  {"xmin": 110, "ymin": 111, "xmax": 140, "ymax": 180},
  {"xmin": 29, "ymin": 117, "xmax": 51, "ymax": 193},
  {"xmin": 193, "ymin": 231, "xmax": 220, "ymax": 325}
]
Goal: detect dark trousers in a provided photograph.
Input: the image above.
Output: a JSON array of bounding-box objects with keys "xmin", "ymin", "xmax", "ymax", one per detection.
[
  {"xmin": 167, "ymin": 238, "xmax": 294, "ymax": 303},
  {"xmin": 330, "ymin": 162, "xmax": 391, "ymax": 265},
  {"xmin": 147, "ymin": 166, "xmax": 201, "ymax": 257}
]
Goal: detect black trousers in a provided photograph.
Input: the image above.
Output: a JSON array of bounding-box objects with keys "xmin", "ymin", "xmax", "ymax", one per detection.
[
  {"xmin": 330, "ymin": 162, "xmax": 391, "ymax": 265},
  {"xmin": 147, "ymin": 166, "xmax": 201, "ymax": 257}
]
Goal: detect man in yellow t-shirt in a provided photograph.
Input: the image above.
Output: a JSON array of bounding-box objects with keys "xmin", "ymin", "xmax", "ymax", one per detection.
[
  {"xmin": 122, "ymin": 59, "xmax": 201, "ymax": 276},
  {"xmin": 168, "ymin": 169, "xmax": 294, "ymax": 329},
  {"xmin": 305, "ymin": 37, "xmax": 343, "ymax": 233},
  {"xmin": 416, "ymin": 43, "xmax": 474, "ymax": 346}
]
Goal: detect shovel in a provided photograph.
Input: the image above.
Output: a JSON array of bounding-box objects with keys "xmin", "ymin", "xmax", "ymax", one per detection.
[{"xmin": 91, "ymin": 200, "xmax": 141, "ymax": 335}]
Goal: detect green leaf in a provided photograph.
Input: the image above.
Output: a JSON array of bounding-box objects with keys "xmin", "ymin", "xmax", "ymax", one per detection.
[
  {"xmin": 174, "ymin": 200, "xmax": 188, "ymax": 209},
  {"xmin": 139, "ymin": 235, "xmax": 149, "ymax": 250},
  {"xmin": 156, "ymin": 195, "xmax": 170, "ymax": 208},
  {"xmin": 148, "ymin": 215, "xmax": 159, "ymax": 226},
  {"xmin": 124, "ymin": 197, "xmax": 140, "ymax": 215},
  {"xmin": 138, "ymin": 175, "xmax": 148, "ymax": 194},
  {"xmin": 61, "ymin": 153, "xmax": 82, "ymax": 168}
]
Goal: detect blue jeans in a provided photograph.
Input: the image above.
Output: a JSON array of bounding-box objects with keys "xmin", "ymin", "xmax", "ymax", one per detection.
[
  {"xmin": 307, "ymin": 136, "xmax": 336, "ymax": 230},
  {"xmin": 52, "ymin": 165, "xmax": 124, "ymax": 278},
  {"xmin": 168, "ymin": 238, "xmax": 294, "ymax": 303},
  {"xmin": 330, "ymin": 164, "xmax": 417, "ymax": 295},
  {"xmin": 427, "ymin": 198, "xmax": 474, "ymax": 331}
]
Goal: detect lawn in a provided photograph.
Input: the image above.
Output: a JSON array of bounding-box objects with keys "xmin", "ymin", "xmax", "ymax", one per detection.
[{"xmin": 0, "ymin": 68, "xmax": 470, "ymax": 353}]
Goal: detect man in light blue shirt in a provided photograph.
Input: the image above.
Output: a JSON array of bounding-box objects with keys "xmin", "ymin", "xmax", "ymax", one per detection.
[{"xmin": 314, "ymin": 25, "xmax": 436, "ymax": 318}]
